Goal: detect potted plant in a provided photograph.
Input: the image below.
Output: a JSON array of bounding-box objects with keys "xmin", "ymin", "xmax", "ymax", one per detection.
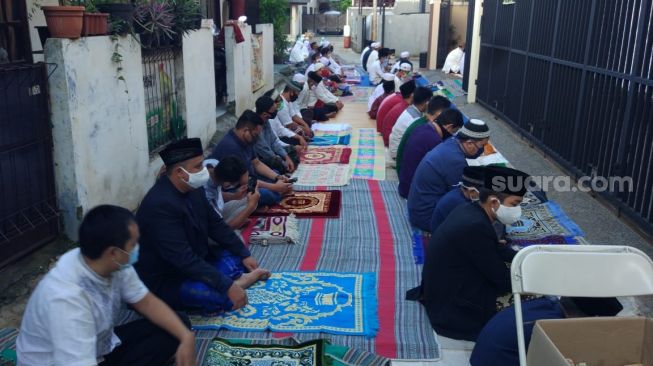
[
  {"xmin": 170, "ymin": 0, "xmax": 201, "ymax": 42},
  {"xmin": 96, "ymin": 0, "xmax": 135, "ymax": 32},
  {"xmin": 42, "ymin": 0, "xmax": 85, "ymax": 38},
  {"xmin": 260, "ymin": 0, "xmax": 290, "ymax": 63},
  {"xmin": 133, "ymin": 0, "xmax": 176, "ymax": 48},
  {"xmin": 82, "ymin": 0, "xmax": 109, "ymax": 36}
]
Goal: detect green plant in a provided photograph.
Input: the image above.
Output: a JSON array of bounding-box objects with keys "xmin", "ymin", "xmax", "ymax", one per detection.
[
  {"xmin": 337, "ymin": 0, "xmax": 352, "ymax": 13},
  {"xmin": 260, "ymin": 0, "xmax": 289, "ymax": 60},
  {"xmin": 170, "ymin": 0, "xmax": 201, "ymax": 39},
  {"xmin": 133, "ymin": 0, "xmax": 176, "ymax": 48}
]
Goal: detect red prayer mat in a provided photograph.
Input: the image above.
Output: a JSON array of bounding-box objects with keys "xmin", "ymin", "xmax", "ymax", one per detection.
[
  {"xmin": 253, "ymin": 190, "xmax": 342, "ymax": 218},
  {"xmin": 300, "ymin": 147, "xmax": 352, "ymax": 164}
]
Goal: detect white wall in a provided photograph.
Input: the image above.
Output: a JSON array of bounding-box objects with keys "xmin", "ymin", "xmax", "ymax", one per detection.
[
  {"xmin": 348, "ymin": 9, "xmax": 429, "ymax": 55},
  {"xmin": 224, "ymin": 23, "xmax": 275, "ymax": 116},
  {"xmin": 45, "ymin": 29, "xmax": 217, "ymax": 239}
]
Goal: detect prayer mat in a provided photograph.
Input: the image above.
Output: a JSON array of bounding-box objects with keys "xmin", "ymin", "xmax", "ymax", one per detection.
[
  {"xmin": 509, "ymin": 235, "xmax": 579, "ymax": 248},
  {"xmin": 0, "ymin": 328, "xmax": 18, "ymax": 365},
  {"xmin": 506, "ymin": 201, "xmax": 585, "ymax": 241},
  {"xmin": 312, "ymin": 123, "xmax": 352, "ymax": 134},
  {"xmin": 212, "ymin": 180, "xmax": 441, "ymax": 360},
  {"xmin": 439, "ymin": 79, "xmax": 466, "ymax": 97},
  {"xmin": 194, "ymin": 336, "xmax": 390, "ymax": 366},
  {"xmin": 340, "ymin": 87, "xmax": 375, "ymax": 104},
  {"xmin": 249, "ymin": 215, "xmax": 300, "ymax": 246},
  {"xmin": 253, "ymin": 190, "xmax": 342, "ymax": 218},
  {"xmin": 466, "ymin": 151, "xmax": 510, "ymax": 167},
  {"xmin": 291, "ymin": 164, "xmax": 351, "ymax": 187},
  {"xmin": 411, "ymin": 227, "xmax": 431, "ymax": 265},
  {"xmin": 310, "ymin": 134, "xmax": 351, "ymax": 146},
  {"xmin": 199, "ymin": 338, "xmax": 327, "ymax": 366},
  {"xmin": 191, "ymin": 272, "xmax": 379, "ymax": 336},
  {"xmin": 300, "ymin": 147, "xmax": 352, "ymax": 164},
  {"xmin": 350, "ymin": 128, "xmax": 386, "ymax": 180}
]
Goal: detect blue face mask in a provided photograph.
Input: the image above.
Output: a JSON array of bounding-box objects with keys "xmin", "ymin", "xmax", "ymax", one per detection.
[{"xmin": 116, "ymin": 244, "xmax": 140, "ymax": 270}]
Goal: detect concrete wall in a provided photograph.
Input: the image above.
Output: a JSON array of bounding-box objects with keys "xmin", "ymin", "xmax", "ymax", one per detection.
[
  {"xmin": 45, "ymin": 29, "xmax": 217, "ymax": 240},
  {"xmin": 224, "ymin": 23, "xmax": 274, "ymax": 116},
  {"xmin": 348, "ymin": 9, "xmax": 429, "ymax": 55},
  {"xmin": 450, "ymin": 2, "xmax": 469, "ymax": 46}
]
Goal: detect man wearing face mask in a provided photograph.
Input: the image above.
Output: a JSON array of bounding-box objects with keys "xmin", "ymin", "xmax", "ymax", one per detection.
[
  {"xmin": 254, "ymin": 95, "xmax": 298, "ymax": 174},
  {"xmin": 407, "ymin": 119, "xmax": 490, "ymax": 231},
  {"xmin": 406, "ymin": 165, "xmax": 529, "ymax": 342},
  {"xmin": 368, "ymin": 48, "xmax": 391, "ymax": 85},
  {"xmin": 429, "ymin": 166, "xmax": 486, "ymax": 232},
  {"xmin": 136, "ymin": 138, "xmax": 271, "ymax": 316},
  {"xmin": 17, "ymin": 205, "xmax": 197, "ymax": 366},
  {"xmin": 398, "ymin": 107, "xmax": 464, "ymax": 198},
  {"xmin": 278, "ymin": 83, "xmax": 313, "ymax": 138}
]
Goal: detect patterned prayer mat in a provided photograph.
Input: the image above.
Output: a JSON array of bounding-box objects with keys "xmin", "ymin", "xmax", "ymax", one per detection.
[
  {"xmin": 310, "ymin": 134, "xmax": 352, "ymax": 146},
  {"xmin": 350, "ymin": 128, "xmax": 386, "ymax": 181},
  {"xmin": 291, "ymin": 164, "xmax": 351, "ymax": 187},
  {"xmin": 506, "ymin": 201, "xmax": 585, "ymax": 241},
  {"xmin": 509, "ymin": 235, "xmax": 579, "ymax": 248},
  {"xmin": 191, "ymin": 272, "xmax": 378, "ymax": 336},
  {"xmin": 0, "ymin": 328, "xmax": 17, "ymax": 365},
  {"xmin": 254, "ymin": 190, "xmax": 342, "ymax": 218},
  {"xmin": 199, "ymin": 338, "xmax": 327, "ymax": 366},
  {"xmin": 438, "ymin": 79, "xmax": 466, "ymax": 97},
  {"xmin": 213, "ymin": 180, "xmax": 440, "ymax": 360},
  {"xmin": 249, "ymin": 215, "xmax": 300, "ymax": 246},
  {"xmin": 340, "ymin": 86, "xmax": 375, "ymax": 104},
  {"xmin": 194, "ymin": 336, "xmax": 390, "ymax": 366},
  {"xmin": 300, "ymin": 147, "xmax": 352, "ymax": 164}
]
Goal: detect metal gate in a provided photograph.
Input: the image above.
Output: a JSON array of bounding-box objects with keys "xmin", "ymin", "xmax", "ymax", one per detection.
[
  {"xmin": 0, "ymin": 63, "xmax": 60, "ymax": 268},
  {"xmin": 476, "ymin": 0, "xmax": 653, "ymax": 236},
  {"xmin": 436, "ymin": 0, "xmax": 452, "ymax": 68}
]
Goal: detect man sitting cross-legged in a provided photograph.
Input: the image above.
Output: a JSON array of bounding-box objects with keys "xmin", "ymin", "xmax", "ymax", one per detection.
[
  {"xmin": 17, "ymin": 205, "xmax": 196, "ymax": 366},
  {"xmin": 136, "ymin": 138, "xmax": 270, "ymax": 315}
]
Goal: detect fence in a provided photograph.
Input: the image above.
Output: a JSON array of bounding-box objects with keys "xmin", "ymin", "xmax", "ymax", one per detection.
[
  {"xmin": 141, "ymin": 47, "xmax": 186, "ymax": 153},
  {"xmin": 0, "ymin": 63, "xmax": 60, "ymax": 268},
  {"xmin": 476, "ymin": 0, "xmax": 653, "ymax": 236}
]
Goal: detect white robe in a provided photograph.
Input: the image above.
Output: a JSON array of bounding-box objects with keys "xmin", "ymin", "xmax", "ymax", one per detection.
[
  {"xmin": 360, "ymin": 46, "xmax": 370, "ymax": 65},
  {"xmin": 289, "ymin": 41, "xmax": 306, "ymax": 63},
  {"xmin": 368, "ymin": 59, "xmax": 384, "ymax": 85},
  {"xmin": 368, "ymin": 83, "xmax": 385, "ymax": 111},
  {"xmin": 442, "ymin": 47, "xmax": 464, "ymax": 74},
  {"xmin": 366, "ymin": 50, "xmax": 379, "ymax": 73}
]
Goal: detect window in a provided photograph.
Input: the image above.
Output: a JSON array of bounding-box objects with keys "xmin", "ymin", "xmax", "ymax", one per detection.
[{"xmin": 0, "ymin": 0, "xmax": 32, "ymax": 64}]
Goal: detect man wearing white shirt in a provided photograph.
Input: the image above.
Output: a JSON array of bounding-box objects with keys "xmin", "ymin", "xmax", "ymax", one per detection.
[
  {"xmin": 391, "ymin": 51, "xmax": 413, "ymax": 73},
  {"xmin": 389, "ymin": 86, "xmax": 432, "ymax": 161},
  {"xmin": 278, "ymin": 83, "xmax": 313, "ymax": 137},
  {"xmin": 366, "ymin": 43, "xmax": 382, "ymax": 73},
  {"xmin": 17, "ymin": 205, "xmax": 196, "ymax": 366},
  {"xmin": 368, "ymin": 72, "xmax": 396, "ymax": 111},
  {"xmin": 368, "ymin": 48, "xmax": 391, "ymax": 85},
  {"xmin": 394, "ymin": 63, "xmax": 413, "ymax": 91}
]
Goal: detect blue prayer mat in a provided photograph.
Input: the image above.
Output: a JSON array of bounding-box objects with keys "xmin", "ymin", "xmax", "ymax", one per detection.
[
  {"xmin": 310, "ymin": 134, "xmax": 352, "ymax": 146},
  {"xmin": 191, "ymin": 272, "xmax": 379, "ymax": 336},
  {"xmin": 506, "ymin": 201, "xmax": 585, "ymax": 240}
]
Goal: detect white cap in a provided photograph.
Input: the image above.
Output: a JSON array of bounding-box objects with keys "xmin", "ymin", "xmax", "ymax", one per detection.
[
  {"xmin": 382, "ymin": 73, "xmax": 395, "ymax": 81},
  {"xmin": 399, "ymin": 63, "xmax": 412, "ymax": 71},
  {"xmin": 322, "ymin": 40, "xmax": 330, "ymax": 47},
  {"xmin": 371, "ymin": 42, "xmax": 381, "ymax": 48},
  {"xmin": 292, "ymin": 73, "xmax": 307, "ymax": 83},
  {"xmin": 401, "ymin": 51, "xmax": 410, "ymax": 58},
  {"xmin": 314, "ymin": 62, "xmax": 324, "ymax": 71},
  {"xmin": 237, "ymin": 15, "xmax": 247, "ymax": 22}
]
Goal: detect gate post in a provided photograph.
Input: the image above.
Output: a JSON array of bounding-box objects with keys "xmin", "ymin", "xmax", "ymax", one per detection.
[{"xmin": 466, "ymin": 0, "xmax": 483, "ymax": 103}]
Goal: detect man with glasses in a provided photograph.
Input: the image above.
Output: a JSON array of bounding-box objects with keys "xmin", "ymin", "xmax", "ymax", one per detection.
[
  {"xmin": 203, "ymin": 157, "xmax": 260, "ymax": 230},
  {"xmin": 407, "ymin": 119, "xmax": 490, "ymax": 232}
]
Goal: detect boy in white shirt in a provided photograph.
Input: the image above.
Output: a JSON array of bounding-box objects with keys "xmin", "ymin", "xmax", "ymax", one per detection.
[{"xmin": 17, "ymin": 205, "xmax": 195, "ymax": 366}]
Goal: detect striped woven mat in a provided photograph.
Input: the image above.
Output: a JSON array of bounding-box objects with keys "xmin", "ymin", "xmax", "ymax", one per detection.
[{"xmin": 202, "ymin": 180, "xmax": 440, "ymax": 360}]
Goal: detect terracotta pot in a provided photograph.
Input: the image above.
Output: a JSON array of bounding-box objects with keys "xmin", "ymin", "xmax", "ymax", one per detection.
[
  {"xmin": 42, "ymin": 6, "xmax": 84, "ymax": 39},
  {"xmin": 82, "ymin": 13, "xmax": 109, "ymax": 36}
]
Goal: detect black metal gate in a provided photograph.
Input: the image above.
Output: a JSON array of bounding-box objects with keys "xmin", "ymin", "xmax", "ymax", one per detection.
[
  {"xmin": 436, "ymin": 0, "xmax": 452, "ymax": 68},
  {"xmin": 476, "ymin": 0, "xmax": 653, "ymax": 236},
  {"xmin": 0, "ymin": 63, "xmax": 60, "ymax": 268}
]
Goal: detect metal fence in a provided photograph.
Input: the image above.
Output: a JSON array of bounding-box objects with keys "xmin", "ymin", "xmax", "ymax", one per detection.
[
  {"xmin": 476, "ymin": 0, "xmax": 653, "ymax": 235},
  {"xmin": 0, "ymin": 63, "xmax": 60, "ymax": 268},
  {"xmin": 141, "ymin": 47, "xmax": 186, "ymax": 153}
]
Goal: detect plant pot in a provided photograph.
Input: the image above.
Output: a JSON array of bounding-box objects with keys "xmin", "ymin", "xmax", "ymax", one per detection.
[
  {"xmin": 82, "ymin": 13, "xmax": 109, "ymax": 36},
  {"xmin": 42, "ymin": 6, "xmax": 85, "ymax": 39},
  {"xmin": 97, "ymin": 3, "xmax": 134, "ymax": 33}
]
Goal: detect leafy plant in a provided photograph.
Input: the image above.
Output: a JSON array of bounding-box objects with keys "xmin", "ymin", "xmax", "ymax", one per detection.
[
  {"xmin": 133, "ymin": 1, "xmax": 176, "ymax": 48},
  {"xmin": 260, "ymin": 0, "xmax": 289, "ymax": 61},
  {"xmin": 170, "ymin": 0, "xmax": 201, "ymax": 40},
  {"xmin": 337, "ymin": 0, "xmax": 352, "ymax": 13}
]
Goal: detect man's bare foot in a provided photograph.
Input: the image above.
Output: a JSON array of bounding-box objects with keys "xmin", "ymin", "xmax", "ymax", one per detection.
[{"xmin": 234, "ymin": 268, "xmax": 272, "ymax": 289}]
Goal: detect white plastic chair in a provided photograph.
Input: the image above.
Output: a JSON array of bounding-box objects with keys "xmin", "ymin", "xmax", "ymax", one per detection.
[{"xmin": 510, "ymin": 245, "xmax": 653, "ymax": 366}]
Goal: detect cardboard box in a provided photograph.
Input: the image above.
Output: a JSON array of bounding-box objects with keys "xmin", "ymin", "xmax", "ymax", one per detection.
[{"xmin": 527, "ymin": 317, "xmax": 653, "ymax": 366}]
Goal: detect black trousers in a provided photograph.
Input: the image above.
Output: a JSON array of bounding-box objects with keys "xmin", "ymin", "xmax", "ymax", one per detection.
[{"xmin": 100, "ymin": 312, "xmax": 191, "ymax": 366}]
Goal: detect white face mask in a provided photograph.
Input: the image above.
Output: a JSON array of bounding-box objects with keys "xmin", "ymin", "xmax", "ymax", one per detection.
[
  {"xmin": 181, "ymin": 166, "xmax": 210, "ymax": 189},
  {"xmin": 492, "ymin": 199, "xmax": 522, "ymax": 225}
]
